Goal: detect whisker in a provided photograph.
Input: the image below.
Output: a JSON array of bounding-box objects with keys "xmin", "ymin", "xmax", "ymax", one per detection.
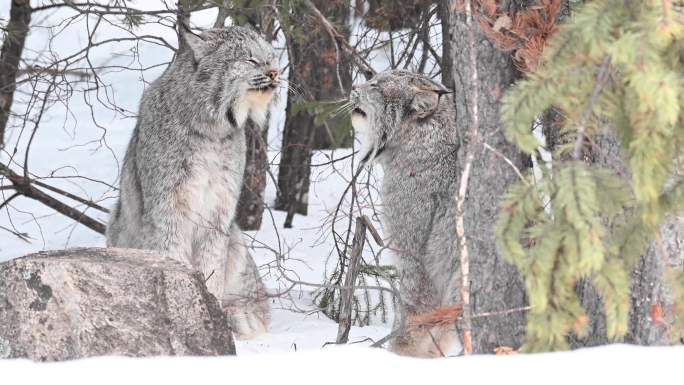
[
  {"xmin": 330, "ymin": 102, "xmax": 354, "ymax": 118},
  {"xmin": 282, "ymin": 79, "xmax": 306, "ymax": 95},
  {"xmin": 280, "ymin": 83, "xmax": 305, "ymax": 100}
]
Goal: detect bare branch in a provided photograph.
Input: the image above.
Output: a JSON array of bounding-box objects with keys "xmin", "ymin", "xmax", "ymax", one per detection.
[
  {"xmin": 454, "ymin": 0, "xmax": 480, "ymax": 356},
  {"xmin": 302, "ymin": 0, "xmax": 376, "ymax": 80},
  {"xmin": 0, "ymin": 162, "xmax": 106, "ymax": 234}
]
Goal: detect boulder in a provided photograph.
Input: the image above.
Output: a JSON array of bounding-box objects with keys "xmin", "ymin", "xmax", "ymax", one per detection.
[{"xmin": 0, "ymin": 248, "xmax": 235, "ymax": 361}]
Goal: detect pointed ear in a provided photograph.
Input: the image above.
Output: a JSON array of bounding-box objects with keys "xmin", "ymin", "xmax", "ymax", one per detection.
[
  {"xmin": 408, "ymin": 77, "xmax": 451, "ymax": 119},
  {"xmin": 179, "ymin": 26, "xmax": 209, "ymax": 60},
  {"xmin": 409, "ymin": 88, "xmax": 449, "ymax": 119}
]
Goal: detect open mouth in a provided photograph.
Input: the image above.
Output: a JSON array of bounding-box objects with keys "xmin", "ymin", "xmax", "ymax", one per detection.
[
  {"xmin": 250, "ymin": 83, "xmax": 278, "ymax": 92},
  {"xmin": 352, "ymin": 107, "xmax": 367, "ymax": 117}
]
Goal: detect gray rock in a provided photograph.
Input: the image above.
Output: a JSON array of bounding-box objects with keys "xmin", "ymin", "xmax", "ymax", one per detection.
[{"xmin": 0, "ymin": 248, "xmax": 235, "ymax": 361}]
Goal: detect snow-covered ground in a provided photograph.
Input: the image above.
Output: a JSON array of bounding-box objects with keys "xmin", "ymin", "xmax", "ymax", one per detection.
[
  {"xmin": 2, "ymin": 1, "xmax": 684, "ymax": 381},
  {"xmin": 2, "ymin": 344, "xmax": 683, "ymax": 385}
]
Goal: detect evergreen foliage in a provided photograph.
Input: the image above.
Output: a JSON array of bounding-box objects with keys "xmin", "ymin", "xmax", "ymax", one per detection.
[{"xmin": 497, "ymin": 0, "xmax": 684, "ymax": 351}]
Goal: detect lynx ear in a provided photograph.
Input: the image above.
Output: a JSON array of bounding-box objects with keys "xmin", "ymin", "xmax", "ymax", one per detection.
[
  {"xmin": 409, "ymin": 86, "xmax": 451, "ymax": 119},
  {"xmin": 179, "ymin": 27, "xmax": 209, "ymax": 60}
]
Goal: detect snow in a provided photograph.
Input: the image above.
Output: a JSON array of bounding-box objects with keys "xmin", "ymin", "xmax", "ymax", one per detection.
[
  {"xmin": 2, "ymin": 1, "xmax": 683, "ymax": 380},
  {"xmin": 1, "ymin": 344, "xmax": 682, "ymax": 385}
]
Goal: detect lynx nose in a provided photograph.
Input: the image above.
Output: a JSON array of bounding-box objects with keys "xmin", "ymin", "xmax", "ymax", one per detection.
[{"xmin": 266, "ymin": 69, "xmax": 278, "ymax": 81}]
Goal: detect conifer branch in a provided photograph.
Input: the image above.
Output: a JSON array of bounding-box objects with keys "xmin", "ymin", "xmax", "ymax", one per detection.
[{"xmin": 572, "ymin": 55, "xmax": 612, "ymax": 160}]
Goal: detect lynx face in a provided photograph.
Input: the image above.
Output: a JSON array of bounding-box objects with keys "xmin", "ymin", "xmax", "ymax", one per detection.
[
  {"xmin": 183, "ymin": 26, "xmax": 279, "ymax": 127},
  {"xmin": 350, "ymin": 70, "xmax": 450, "ymax": 163}
]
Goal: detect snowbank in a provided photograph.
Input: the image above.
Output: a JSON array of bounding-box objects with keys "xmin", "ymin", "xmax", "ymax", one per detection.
[{"xmin": 1, "ymin": 344, "xmax": 680, "ymax": 385}]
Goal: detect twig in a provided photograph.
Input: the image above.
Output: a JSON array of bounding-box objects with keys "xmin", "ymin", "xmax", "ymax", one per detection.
[
  {"xmin": 472, "ymin": 305, "xmax": 532, "ymax": 319},
  {"xmin": 455, "ymin": 0, "xmax": 480, "ymax": 356},
  {"xmin": 483, "ymin": 142, "xmax": 528, "ymax": 184},
  {"xmin": 0, "ymin": 163, "xmax": 106, "ymax": 234},
  {"xmin": 32, "ymin": 179, "xmax": 110, "ymax": 213},
  {"xmin": 428, "ymin": 329, "xmax": 446, "ymax": 357},
  {"xmin": 371, "ymin": 328, "xmax": 402, "ymax": 348},
  {"xmin": 301, "ymin": 0, "xmax": 376, "ymax": 80}
]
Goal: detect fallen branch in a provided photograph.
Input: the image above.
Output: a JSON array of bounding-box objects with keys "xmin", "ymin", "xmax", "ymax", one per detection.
[{"xmin": 0, "ymin": 162, "xmax": 106, "ymax": 235}]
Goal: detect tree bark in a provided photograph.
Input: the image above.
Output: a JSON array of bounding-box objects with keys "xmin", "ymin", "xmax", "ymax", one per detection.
[
  {"xmin": 364, "ymin": 0, "xmax": 432, "ymax": 32},
  {"xmin": 438, "ymin": 0, "xmax": 454, "ymax": 89},
  {"xmin": 448, "ymin": 2, "xmax": 528, "ymax": 354},
  {"xmin": 275, "ymin": 0, "xmax": 352, "ymax": 219},
  {"xmin": 224, "ymin": 0, "xmax": 278, "ymax": 230},
  {"xmin": 0, "ymin": 0, "xmax": 31, "ymax": 150},
  {"xmin": 236, "ymin": 120, "xmax": 269, "ymax": 230}
]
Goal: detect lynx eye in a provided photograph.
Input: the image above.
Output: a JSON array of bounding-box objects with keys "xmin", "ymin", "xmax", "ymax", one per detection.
[{"xmin": 246, "ymin": 58, "xmax": 260, "ymax": 66}]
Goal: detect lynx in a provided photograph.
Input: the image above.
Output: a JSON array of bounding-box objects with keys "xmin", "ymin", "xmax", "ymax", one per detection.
[
  {"xmin": 350, "ymin": 70, "xmax": 460, "ymax": 357},
  {"xmin": 106, "ymin": 26, "xmax": 278, "ymax": 338}
]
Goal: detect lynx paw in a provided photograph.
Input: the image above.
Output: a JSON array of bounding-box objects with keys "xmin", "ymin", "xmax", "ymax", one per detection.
[{"xmin": 390, "ymin": 326, "xmax": 456, "ymax": 358}]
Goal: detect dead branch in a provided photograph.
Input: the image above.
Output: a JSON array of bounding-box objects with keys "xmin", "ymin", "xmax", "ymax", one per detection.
[
  {"xmin": 0, "ymin": 162, "xmax": 106, "ymax": 234},
  {"xmin": 336, "ymin": 216, "xmax": 367, "ymax": 344}
]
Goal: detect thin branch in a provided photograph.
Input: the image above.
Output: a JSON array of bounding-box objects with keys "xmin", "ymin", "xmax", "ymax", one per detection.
[
  {"xmin": 454, "ymin": 0, "xmax": 480, "ymax": 356},
  {"xmin": 483, "ymin": 142, "xmax": 528, "ymax": 184},
  {"xmin": 32, "ymin": 179, "xmax": 110, "ymax": 213},
  {"xmin": 0, "ymin": 162, "xmax": 106, "ymax": 234},
  {"xmin": 302, "ymin": 0, "xmax": 376, "ymax": 80}
]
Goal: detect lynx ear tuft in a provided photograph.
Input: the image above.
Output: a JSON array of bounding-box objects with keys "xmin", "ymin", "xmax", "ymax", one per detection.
[{"xmin": 179, "ymin": 27, "xmax": 209, "ymax": 61}]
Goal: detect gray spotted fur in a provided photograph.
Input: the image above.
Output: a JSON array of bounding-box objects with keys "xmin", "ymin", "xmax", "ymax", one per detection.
[
  {"xmin": 350, "ymin": 70, "xmax": 460, "ymax": 357},
  {"xmin": 107, "ymin": 26, "xmax": 278, "ymax": 339}
]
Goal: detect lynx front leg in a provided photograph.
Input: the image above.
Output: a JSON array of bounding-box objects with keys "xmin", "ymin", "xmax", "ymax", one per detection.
[
  {"xmin": 193, "ymin": 226, "xmax": 232, "ymax": 308},
  {"xmin": 390, "ymin": 254, "xmax": 456, "ymax": 357},
  {"xmin": 140, "ymin": 199, "xmax": 194, "ymax": 266},
  {"xmin": 221, "ymin": 224, "xmax": 269, "ymax": 339}
]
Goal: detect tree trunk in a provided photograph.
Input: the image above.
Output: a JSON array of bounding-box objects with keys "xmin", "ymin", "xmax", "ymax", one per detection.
[
  {"xmin": 221, "ymin": 0, "xmax": 278, "ymax": 230},
  {"xmin": 438, "ymin": 0, "xmax": 453, "ymax": 89},
  {"xmin": 0, "ymin": 0, "xmax": 31, "ymax": 150},
  {"xmin": 275, "ymin": 0, "xmax": 352, "ymax": 221},
  {"xmin": 447, "ymin": 1, "xmax": 528, "ymax": 354},
  {"xmin": 236, "ymin": 121, "xmax": 269, "ymax": 230},
  {"xmin": 364, "ymin": 0, "xmax": 431, "ymax": 32}
]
